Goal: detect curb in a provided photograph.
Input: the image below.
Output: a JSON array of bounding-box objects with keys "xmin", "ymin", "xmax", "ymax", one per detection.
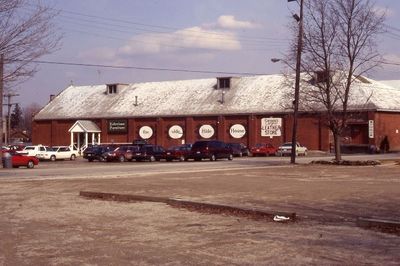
[{"xmin": 79, "ymin": 191, "xmax": 296, "ymax": 222}]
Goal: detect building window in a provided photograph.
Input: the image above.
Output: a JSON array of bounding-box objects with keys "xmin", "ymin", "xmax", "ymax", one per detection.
[
  {"xmin": 313, "ymin": 71, "xmax": 329, "ymax": 84},
  {"xmin": 217, "ymin": 77, "xmax": 231, "ymax": 89},
  {"xmin": 107, "ymin": 84, "xmax": 117, "ymax": 94}
]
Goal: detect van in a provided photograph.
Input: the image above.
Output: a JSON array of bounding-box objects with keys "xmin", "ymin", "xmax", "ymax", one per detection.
[{"xmin": 189, "ymin": 140, "xmax": 233, "ymax": 161}]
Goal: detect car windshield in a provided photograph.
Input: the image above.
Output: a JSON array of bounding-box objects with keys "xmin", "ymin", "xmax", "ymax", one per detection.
[
  {"xmin": 86, "ymin": 146, "xmax": 103, "ymax": 152},
  {"xmin": 192, "ymin": 141, "xmax": 208, "ymax": 148},
  {"xmin": 129, "ymin": 146, "xmax": 140, "ymax": 152}
]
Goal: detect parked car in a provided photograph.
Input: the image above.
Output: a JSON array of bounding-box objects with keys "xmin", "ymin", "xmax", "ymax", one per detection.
[
  {"xmin": 8, "ymin": 145, "xmax": 26, "ymax": 152},
  {"xmin": 102, "ymin": 145, "xmax": 140, "ymax": 162},
  {"xmin": 42, "ymin": 146, "xmax": 79, "ymax": 161},
  {"xmin": 189, "ymin": 140, "xmax": 233, "ymax": 161},
  {"xmin": 10, "ymin": 152, "xmax": 39, "ymax": 168},
  {"xmin": 226, "ymin": 143, "xmax": 250, "ymax": 157},
  {"xmin": 132, "ymin": 144, "xmax": 166, "ymax": 162},
  {"xmin": 277, "ymin": 142, "xmax": 308, "ymax": 156},
  {"xmin": 17, "ymin": 145, "xmax": 51, "ymax": 160},
  {"xmin": 165, "ymin": 144, "xmax": 192, "ymax": 161},
  {"xmin": 83, "ymin": 145, "xmax": 118, "ymax": 162},
  {"xmin": 250, "ymin": 143, "xmax": 278, "ymax": 157}
]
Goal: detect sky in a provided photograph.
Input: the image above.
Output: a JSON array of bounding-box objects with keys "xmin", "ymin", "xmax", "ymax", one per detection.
[{"xmin": 8, "ymin": 0, "xmax": 400, "ymax": 107}]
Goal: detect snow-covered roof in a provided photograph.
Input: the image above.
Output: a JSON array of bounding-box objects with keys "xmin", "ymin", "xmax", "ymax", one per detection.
[
  {"xmin": 34, "ymin": 74, "xmax": 400, "ymax": 121},
  {"xmin": 378, "ymin": 80, "xmax": 400, "ymax": 90}
]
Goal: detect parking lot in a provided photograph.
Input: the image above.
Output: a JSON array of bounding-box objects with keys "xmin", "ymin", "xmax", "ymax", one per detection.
[{"xmin": 1, "ymin": 155, "xmax": 399, "ymax": 265}]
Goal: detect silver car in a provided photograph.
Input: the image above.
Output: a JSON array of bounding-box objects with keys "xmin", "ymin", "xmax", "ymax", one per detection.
[{"xmin": 277, "ymin": 142, "xmax": 308, "ymax": 156}]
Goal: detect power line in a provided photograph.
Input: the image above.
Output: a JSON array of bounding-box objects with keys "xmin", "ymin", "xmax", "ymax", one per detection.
[
  {"xmin": 11, "ymin": 58, "xmax": 400, "ymax": 77},
  {"xmin": 56, "ymin": 16, "xmax": 288, "ymax": 47},
  {"xmin": 63, "ymin": 27, "xmax": 283, "ymax": 52},
  {"xmin": 18, "ymin": 59, "xmax": 267, "ymax": 76},
  {"xmin": 24, "ymin": 4, "xmax": 290, "ymax": 43}
]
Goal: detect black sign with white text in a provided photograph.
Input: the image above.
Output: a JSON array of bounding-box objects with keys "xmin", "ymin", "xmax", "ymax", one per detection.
[{"xmin": 108, "ymin": 119, "xmax": 128, "ymax": 133}]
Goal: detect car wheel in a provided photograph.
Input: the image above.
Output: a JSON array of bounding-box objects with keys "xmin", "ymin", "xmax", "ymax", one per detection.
[
  {"xmin": 70, "ymin": 154, "xmax": 76, "ymax": 161},
  {"xmin": 99, "ymin": 156, "xmax": 106, "ymax": 162},
  {"xmin": 303, "ymin": 151, "xmax": 307, "ymax": 156},
  {"xmin": 27, "ymin": 161, "xmax": 35, "ymax": 169},
  {"xmin": 119, "ymin": 155, "xmax": 126, "ymax": 162},
  {"xmin": 179, "ymin": 156, "xmax": 185, "ymax": 162},
  {"xmin": 210, "ymin": 154, "xmax": 216, "ymax": 161},
  {"xmin": 166, "ymin": 158, "xmax": 173, "ymax": 162},
  {"xmin": 50, "ymin": 155, "xmax": 56, "ymax": 162},
  {"xmin": 228, "ymin": 154, "xmax": 233, "ymax": 160},
  {"xmin": 88, "ymin": 158, "xmax": 93, "ymax": 162},
  {"xmin": 149, "ymin": 155, "xmax": 156, "ymax": 162}
]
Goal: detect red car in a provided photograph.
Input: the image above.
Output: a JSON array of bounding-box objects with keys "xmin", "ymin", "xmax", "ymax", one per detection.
[
  {"xmin": 250, "ymin": 143, "xmax": 277, "ymax": 156},
  {"xmin": 165, "ymin": 144, "xmax": 192, "ymax": 162},
  {"xmin": 10, "ymin": 152, "xmax": 39, "ymax": 168}
]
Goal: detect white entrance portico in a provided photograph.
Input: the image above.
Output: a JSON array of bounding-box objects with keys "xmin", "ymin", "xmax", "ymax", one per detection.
[{"xmin": 68, "ymin": 120, "xmax": 101, "ymax": 150}]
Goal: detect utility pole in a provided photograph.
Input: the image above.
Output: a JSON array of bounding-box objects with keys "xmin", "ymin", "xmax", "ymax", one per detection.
[
  {"xmin": 4, "ymin": 93, "xmax": 20, "ymax": 145},
  {"xmin": 0, "ymin": 54, "xmax": 4, "ymax": 162},
  {"xmin": 288, "ymin": 0, "xmax": 304, "ymax": 164}
]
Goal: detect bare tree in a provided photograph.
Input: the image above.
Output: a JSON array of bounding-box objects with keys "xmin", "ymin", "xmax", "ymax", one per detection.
[
  {"xmin": 291, "ymin": 0, "xmax": 384, "ymax": 161},
  {"xmin": 0, "ymin": 0, "xmax": 60, "ymax": 152},
  {"xmin": 0, "ymin": 0, "xmax": 61, "ymax": 84}
]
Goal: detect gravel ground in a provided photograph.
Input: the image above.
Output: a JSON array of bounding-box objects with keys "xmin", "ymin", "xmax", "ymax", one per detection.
[{"xmin": 0, "ymin": 162, "xmax": 399, "ymax": 265}]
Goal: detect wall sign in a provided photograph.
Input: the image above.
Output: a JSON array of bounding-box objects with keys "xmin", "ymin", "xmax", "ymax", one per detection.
[
  {"xmin": 199, "ymin": 125, "xmax": 215, "ymax": 139},
  {"xmin": 368, "ymin": 120, "xmax": 374, "ymax": 139},
  {"xmin": 139, "ymin": 126, "xmax": 153, "ymax": 139},
  {"xmin": 230, "ymin": 124, "xmax": 246, "ymax": 138},
  {"xmin": 261, "ymin": 117, "xmax": 282, "ymax": 137},
  {"xmin": 108, "ymin": 119, "xmax": 127, "ymax": 133},
  {"xmin": 168, "ymin": 125, "xmax": 184, "ymax": 139}
]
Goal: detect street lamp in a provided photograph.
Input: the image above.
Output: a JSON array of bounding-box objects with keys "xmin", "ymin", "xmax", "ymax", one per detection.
[{"xmin": 289, "ymin": 0, "xmax": 304, "ymax": 164}]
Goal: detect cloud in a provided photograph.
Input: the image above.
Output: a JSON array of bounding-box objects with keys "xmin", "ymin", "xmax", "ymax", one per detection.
[
  {"xmin": 373, "ymin": 6, "xmax": 395, "ymax": 17},
  {"xmin": 78, "ymin": 15, "xmax": 253, "ymax": 62},
  {"xmin": 216, "ymin": 15, "xmax": 260, "ymax": 30},
  {"xmin": 118, "ymin": 26, "xmax": 241, "ymax": 56}
]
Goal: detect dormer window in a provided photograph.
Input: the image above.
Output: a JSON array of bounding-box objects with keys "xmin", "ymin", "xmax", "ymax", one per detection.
[
  {"xmin": 217, "ymin": 77, "xmax": 231, "ymax": 89},
  {"xmin": 107, "ymin": 84, "xmax": 117, "ymax": 94},
  {"xmin": 314, "ymin": 70, "xmax": 330, "ymax": 84}
]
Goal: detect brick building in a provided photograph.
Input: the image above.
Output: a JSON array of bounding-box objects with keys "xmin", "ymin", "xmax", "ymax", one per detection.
[{"xmin": 32, "ymin": 74, "xmax": 400, "ymax": 152}]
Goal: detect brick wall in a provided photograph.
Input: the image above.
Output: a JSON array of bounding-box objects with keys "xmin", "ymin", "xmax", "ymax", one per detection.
[{"xmin": 33, "ymin": 111, "xmax": 395, "ymax": 151}]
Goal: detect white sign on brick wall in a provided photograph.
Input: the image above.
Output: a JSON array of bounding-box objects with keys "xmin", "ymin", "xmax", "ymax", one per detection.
[
  {"xmin": 261, "ymin": 118, "xmax": 282, "ymax": 137},
  {"xmin": 368, "ymin": 120, "xmax": 374, "ymax": 139}
]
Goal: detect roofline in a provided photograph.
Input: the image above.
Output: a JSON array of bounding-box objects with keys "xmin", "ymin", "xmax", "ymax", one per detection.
[
  {"xmin": 375, "ymin": 109, "xmax": 400, "ymax": 113},
  {"xmin": 33, "ymin": 109, "xmax": 389, "ymax": 122}
]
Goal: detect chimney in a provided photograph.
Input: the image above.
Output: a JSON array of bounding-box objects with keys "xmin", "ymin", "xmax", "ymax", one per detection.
[{"xmin": 49, "ymin": 94, "xmax": 55, "ymax": 101}]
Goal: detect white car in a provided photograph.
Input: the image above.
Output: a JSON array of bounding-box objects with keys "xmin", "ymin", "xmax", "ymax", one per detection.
[
  {"xmin": 18, "ymin": 145, "xmax": 51, "ymax": 159},
  {"xmin": 43, "ymin": 146, "xmax": 78, "ymax": 161},
  {"xmin": 277, "ymin": 142, "xmax": 308, "ymax": 156}
]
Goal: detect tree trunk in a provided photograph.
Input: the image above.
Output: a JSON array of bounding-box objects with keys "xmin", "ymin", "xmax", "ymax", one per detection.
[{"xmin": 333, "ymin": 132, "xmax": 342, "ymax": 161}]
